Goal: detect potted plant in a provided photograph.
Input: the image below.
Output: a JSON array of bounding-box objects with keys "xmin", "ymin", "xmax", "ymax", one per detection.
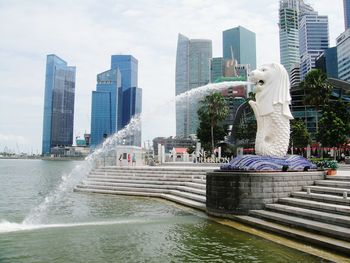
[{"xmin": 314, "ymin": 160, "xmax": 338, "ymax": 175}]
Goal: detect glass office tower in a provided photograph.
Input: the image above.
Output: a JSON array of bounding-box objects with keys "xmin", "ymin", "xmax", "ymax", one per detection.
[
  {"xmin": 299, "ymin": 12, "xmax": 329, "ymax": 80},
  {"xmin": 42, "ymin": 54, "xmax": 76, "ymax": 155},
  {"xmin": 90, "ymin": 55, "xmax": 142, "ymax": 148},
  {"xmin": 111, "ymin": 55, "xmax": 140, "ymax": 131},
  {"xmin": 175, "ymin": 33, "xmax": 212, "ymax": 137},
  {"xmin": 222, "ymin": 26, "xmax": 256, "ymax": 70},
  {"xmin": 111, "ymin": 55, "xmax": 138, "ymax": 90},
  {"xmin": 279, "ymin": 0, "xmax": 314, "ymax": 74},
  {"xmin": 90, "ymin": 68, "xmax": 121, "ymax": 147},
  {"xmin": 337, "ymin": 28, "xmax": 350, "ymax": 82}
]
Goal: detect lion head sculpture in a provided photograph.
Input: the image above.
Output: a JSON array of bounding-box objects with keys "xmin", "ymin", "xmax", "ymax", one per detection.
[{"xmin": 249, "ymin": 63, "xmax": 293, "ymax": 119}]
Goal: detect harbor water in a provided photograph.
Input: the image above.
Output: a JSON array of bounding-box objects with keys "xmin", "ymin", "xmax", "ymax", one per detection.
[{"xmin": 0, "ymin": 159, "xmax": 321, "ymax": 262}]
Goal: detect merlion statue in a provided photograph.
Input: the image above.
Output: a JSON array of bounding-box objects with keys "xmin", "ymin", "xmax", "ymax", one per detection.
[{"xmin": 248, "ymin": 63, "xmax": 294, "ymax": 157}]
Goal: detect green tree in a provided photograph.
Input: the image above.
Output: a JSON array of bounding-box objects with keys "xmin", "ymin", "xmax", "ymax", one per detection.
[
  {"xmin": 324, "ymin": 100, "xmax": 350, "ymax": 135},
  {"xmin": 236, "ymin": 117, "xmax": 257, "ymax": 147},
  {"xmin": 290, "ymin": 119, "xmax": 311, "ymax": 148},
  {"xmin": 197, "ymin": 92, "xmax": 229, "ymax": 153},
  {"xmin": 317, "ymin": 111, "xmax": 347, "ymax": 147},
  {"xmin": 300, "ymin": 69, "xmax": 333, "ymax": 133}
]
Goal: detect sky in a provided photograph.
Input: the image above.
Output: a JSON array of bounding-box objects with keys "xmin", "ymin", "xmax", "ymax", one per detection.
[{"xmin": 0, "ymin": 0, "xmax": 345, "ymax": 154}]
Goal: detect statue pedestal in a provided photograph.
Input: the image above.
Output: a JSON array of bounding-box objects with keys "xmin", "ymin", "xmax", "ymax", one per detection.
[{"xmin": 206, "ymin": 170, "xmax": 325, "ymax": 216}]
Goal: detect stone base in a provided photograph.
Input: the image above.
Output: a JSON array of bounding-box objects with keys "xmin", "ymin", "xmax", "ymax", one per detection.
[{"xmin": 206, "ymin": 170, "xmax": 325, "ymax": 215}]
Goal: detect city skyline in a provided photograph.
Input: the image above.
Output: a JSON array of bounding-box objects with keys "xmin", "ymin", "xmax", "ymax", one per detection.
[{"xmin": 0, "ymin": 0, "xmax": 344, "ymax": 153}]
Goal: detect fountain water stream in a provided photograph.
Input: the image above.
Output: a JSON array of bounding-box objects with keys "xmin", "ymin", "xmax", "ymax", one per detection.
[{"xmin": 1, "ymin": 80, "xmax": 250, "ymax": 230}]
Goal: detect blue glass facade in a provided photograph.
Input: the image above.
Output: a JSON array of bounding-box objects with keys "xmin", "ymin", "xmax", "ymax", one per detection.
[
  {"xmin": 90, "ymin": 68, "xmax": 121, "ymax": 147},
  {"xmin": 90, "ymin": 55, "xmax": 142, "ymax": 148},
  {"xmin": 345, "ymin": 0, "xmax": 350, "ymax": 29},
  {"xmin": 111, "ymin": 55, "xmax": 138, "ymax": 91},
  {"xmin": 42, "ymin": 54, "xmax": 76, "ymax": 155},
  {"xmin": 122, "ymin": 87, "xmax": 142, "ymax": 127},
  {"xmin": 299, "ymin": 12, "xmax": 329, "ymax": 80},
  {"xmin": 222, "ymin": 26, "xmax": 256, "ymax": 70},
  {"xmin": 175, "ymin": 33, "xmax": 212, "ymax": 137},
  {"xmin": 315, "ymin": 47, "xmax": 338, "ymax": 79}
]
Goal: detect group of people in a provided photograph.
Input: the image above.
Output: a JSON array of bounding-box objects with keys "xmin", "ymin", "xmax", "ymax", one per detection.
[{"xmin": 118, "ymin": 153, "xmax": 137, "ymax": 166}]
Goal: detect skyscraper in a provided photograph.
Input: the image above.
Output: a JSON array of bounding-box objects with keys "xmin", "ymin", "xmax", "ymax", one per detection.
[
  {"xmin": 279, "ymin": 0, "xmax": 313, "ymax": 74},
  {"xmin": 90, "ymin": 68, "xmax": 121, "ymax": 147},
  {"xmin": 175, "ymin": 33, "xmax": 212, "ymax": 137},
  {"xmin": 110, "ymin": 55, "xmax": 140, "ymax": 131},
  {"xmin": 315, "ymin": 47, "xmax": 338, "ymax": 79},
  {"xmin": 299, "ymin": 12, "xmax": 329, "ymax": 79},
  {"xmin": 222, "ymin": 26, "xmax": 256, "ymax": 70},
  {"xmin": 42, "ymin": 54, "xmax": 76, "ymax": 155},
  {"xmin": 90, "ymin": 55, "xmax": 142, "ymax": 148},
  {"xmin": 345, "ymin": 0, "xmax": 350, "ymax": 29},
  {"xmin": 337, "ymin": 28, "xmax": 350, "ymax": 82}
]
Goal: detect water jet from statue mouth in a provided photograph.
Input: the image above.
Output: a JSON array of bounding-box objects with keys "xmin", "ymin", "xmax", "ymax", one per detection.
[{"xmin": 258, "ymin": 80, "xmax": 264, "ymax": 86}]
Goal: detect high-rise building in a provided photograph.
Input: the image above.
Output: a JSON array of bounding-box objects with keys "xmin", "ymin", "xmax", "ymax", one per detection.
[
  {"xmin": 315, "ymin": 47, "xmax": 338, "ymax": 79},
  {"xmin": 337, "ymin": 28, "xmax": 350, "ymax": 82},
  {"xmin": 222, "ymin": 26, "xmax": 256, "ymax": 70},
  {"xmin": 299, "ymin": 12, "xmax": 329, "ymax": 80},
  {"xmin": 175, "ymin": 33, "xmax": 212, "ymax": 137},
  {"xmin": 90, "ymin": 55, "xmax": 142, "ymax": 148},
  {"xmin": 90, "ymin": 68, "xmax": 121, "ymax": 147},
  {"xmin": 42, "ymin": 54, "xmax": 76, "ymax": 155},
  {"xmin": 111, "ymin": 55, "xmax": 140, "ymax": 130},
  {"xmin": 345, "ymin": 0, "xmax": 350, "ymax": 29},
  {"xmin": 279, "ymin": 0, "xmax": 314, "ymax": 74},
  {"xmin": 210, "ymin": 57, "xmax": 225, "ymax": 83}
]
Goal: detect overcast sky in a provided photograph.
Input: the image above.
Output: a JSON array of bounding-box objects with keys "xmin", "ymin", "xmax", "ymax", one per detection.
[{"xmin": 0, "ymin": 0, "xmax": 345, "ymax": 154}]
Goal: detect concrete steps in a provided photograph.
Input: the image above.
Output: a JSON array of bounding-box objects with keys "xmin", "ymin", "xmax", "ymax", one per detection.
[
  {"xmin": 265, "ymin": 203, "xmax": 350, "ymax": 227},
  {"xmin": 315, "ymin": 180, "xmax": 350, "ymax": 188},
  {"xmin": 303, "ymin": 185, "xmax": 350, "ymax": 195},
  {"xmin": 80, "ymin": 181, "xmax": 206, "ymax": 195},
  {"xmin": 249, "ymin": 210, "xmax": 350, "ymax": 241},
  {"xmin": 292, "ymin": 191, "xmax": 350, "ymax": 205},
  {"xmin": 75, "ymin": 166, "xmax": 209, "ymax": 212},
  {"xmin": 83, "ymin": 179, "xmax": 206, "ymax": 190},
  {"xmin": 234, "ymin": 215, "xmax": 350, "ymax": 255},
  {"xmin": 279, "ymin": 197, "xmax": 350, "ymax": 215},
  {"xmin": 90, "ymin": 171, "xmax": 206, "ymax": 178},
  {"xmin": 245, "ymin": 174, "xmax": 350, "ymax": 255},
  {"xmin": 87, "ymin": 175, "xmax": 206, "ymax": 183}
]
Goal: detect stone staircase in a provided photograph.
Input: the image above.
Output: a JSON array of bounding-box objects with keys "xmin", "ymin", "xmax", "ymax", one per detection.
[
  {"xmin": 235, "ymin": 175, "xmax": 350, "ymax": 255},
  {"xmin": 74, "ymin": 166, "xmax": 210, "ymax": 211}
]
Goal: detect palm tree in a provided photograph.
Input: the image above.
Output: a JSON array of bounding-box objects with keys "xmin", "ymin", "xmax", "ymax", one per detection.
[
  {"xmin": 300, "ymin": 69, "xmax": 333, "ymax": 133},
  {"xmin": 198, "ymin": 92, "xmax": 229, "ymax": 154}
]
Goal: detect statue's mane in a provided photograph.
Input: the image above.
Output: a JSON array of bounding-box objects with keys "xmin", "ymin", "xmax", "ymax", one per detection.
[{"xmin": 256, "ymin": 63, "xmax": 293, "ymax": 119}]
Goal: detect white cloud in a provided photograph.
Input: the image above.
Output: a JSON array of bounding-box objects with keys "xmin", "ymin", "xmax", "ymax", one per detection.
[{"xmin": 0, "ymin": 0, "xmax": 344, "ymax": 153}]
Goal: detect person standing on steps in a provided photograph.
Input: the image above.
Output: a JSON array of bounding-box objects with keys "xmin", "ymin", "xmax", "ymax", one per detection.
[
  {"xmin": 118, "ymin": 154, "xmax": 123, "ymax": 166},
  {"xmin": 127, "ymin": 153, "xmax": 131, "ymax": 167},
  {"xmin": 132, "ymin": 153, "xmax": 136, "ymax": 166}
]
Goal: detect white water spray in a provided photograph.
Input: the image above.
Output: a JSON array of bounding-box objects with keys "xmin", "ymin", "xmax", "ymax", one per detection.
[
  {"xmin": 2, "ymin": 80, "xmax": 250, "ymax": 231},
  {"xmin": 22, "ymin": 115, "xmax": 141, "ymax": 225},
  {"xmin": 175, "ymin": 81, "xmax": 251, "ymax": 103}
]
